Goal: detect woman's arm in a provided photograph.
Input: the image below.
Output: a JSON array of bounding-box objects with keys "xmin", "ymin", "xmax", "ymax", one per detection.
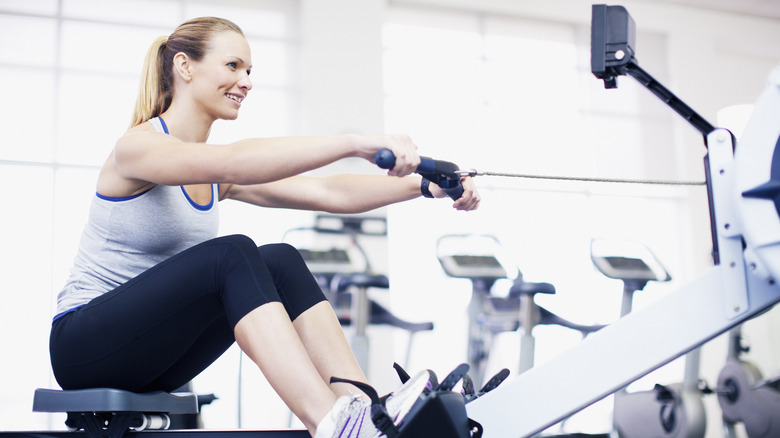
[
  {"xmin": 110, "ymin": 124, "xmax": 420, "ymax": 188},
  {"xmin": 222, "ymin": 174, "xmax": 480, "ymax": 213}
]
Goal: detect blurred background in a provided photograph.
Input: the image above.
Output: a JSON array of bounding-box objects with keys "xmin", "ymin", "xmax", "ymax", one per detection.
[{"xmin": 1, "ymin": 0, "xmax": 779, "ymax": 436}]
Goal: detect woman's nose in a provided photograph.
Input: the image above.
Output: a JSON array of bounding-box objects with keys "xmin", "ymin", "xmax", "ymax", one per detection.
[{"xmin": 239, "ymin": 73, "xmax": 252, "ymax": 91}]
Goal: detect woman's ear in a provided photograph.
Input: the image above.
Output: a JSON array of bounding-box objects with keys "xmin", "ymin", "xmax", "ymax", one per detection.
[{"xmin": 173, "ymin": 52, "xmax": 193, "ymax": 82}]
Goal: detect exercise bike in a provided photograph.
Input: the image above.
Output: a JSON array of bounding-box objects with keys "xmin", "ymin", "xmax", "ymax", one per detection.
[
  {"xmin": 436, "ymin": 234, "xmax": 605, "ymax": 388},
  {"xmin": 590, "ymin": 238, "xmax": 706, "ymax": 438}
]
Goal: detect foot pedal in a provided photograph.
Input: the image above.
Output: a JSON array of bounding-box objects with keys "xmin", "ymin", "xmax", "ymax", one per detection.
[
  {"xmin": 436, "ymin": 363, "xmax": 470, "ymax": 392},
  {"xmin": 461, "ymin": 374, "xmax": 476, "ymax": 400},
  {"xmin": 461, "ymin": 369, "xmax": 510, "ymax": 403},
  {"xmin": 397, "ymin": 391, "xmax": 479, "ymax": 438},
  {"xmin": 389, "ymin": 363, "xmax": 485, "ymax": 437}
]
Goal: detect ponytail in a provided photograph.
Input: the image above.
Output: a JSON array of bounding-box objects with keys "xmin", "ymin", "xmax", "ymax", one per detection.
[{"xmin": 130, "ymin": 36, "xmax": 170, "ymax": 128}]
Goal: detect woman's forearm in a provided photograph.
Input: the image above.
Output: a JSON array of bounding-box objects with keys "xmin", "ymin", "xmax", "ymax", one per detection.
[{"xmin": 319, "ymin": 174, "xmax": 422, "ymax": 214}]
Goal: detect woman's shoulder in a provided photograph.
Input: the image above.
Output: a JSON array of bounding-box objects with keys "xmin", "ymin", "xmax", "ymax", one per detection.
[
  {"xmin": 116, "ymin": 119, "xmax": 174, "ymax": 150},
  {"xmin": 124, "ymin": 120, "xmax": 157, "ymax": 136}
]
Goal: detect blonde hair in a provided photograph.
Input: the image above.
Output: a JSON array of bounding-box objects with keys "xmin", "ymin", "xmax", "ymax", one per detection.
[{"xmin": 129, "ymin": 17, "xmax": 245, "ymax": 128}]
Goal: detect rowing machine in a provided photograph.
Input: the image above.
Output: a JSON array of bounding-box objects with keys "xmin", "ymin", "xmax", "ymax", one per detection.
[{"xmin": 467, "ymin": 5, "xmax": 780, "ymax": 437}]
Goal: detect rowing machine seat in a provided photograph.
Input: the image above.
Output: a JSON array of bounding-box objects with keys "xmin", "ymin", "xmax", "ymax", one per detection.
[{"xmin": 33, "ymin": 388, "xmax": 198, "ymax": 438}]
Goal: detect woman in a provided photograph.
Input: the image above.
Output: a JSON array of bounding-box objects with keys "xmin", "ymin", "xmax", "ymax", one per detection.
[{"xmin": 49, "ymin": 17, "xmax": 479, "ymax": 438}]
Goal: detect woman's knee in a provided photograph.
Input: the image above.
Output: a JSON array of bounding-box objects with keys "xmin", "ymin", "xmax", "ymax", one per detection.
[
  {"xmin": 258, "ymin": 243, "xmax": 308, "ymax": 270},
  {"xmin": 259, "ymin": 242, "xmax": 299, "ymax": 257},
  {"xmin": 257, "ymin": 243, "xmax": 325, "ymax": 319},
  {"xmin": 216, "ymin": 234, "xmax": 258, "ymax": 251},
  {"xmin": 211, "ymin": 235, "xmax": 266, "ymax": 267}
]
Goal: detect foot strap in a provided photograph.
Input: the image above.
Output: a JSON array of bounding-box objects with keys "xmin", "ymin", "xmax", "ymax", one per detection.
[{"xmin": 330, "ymin": 377, "xmax": 399, "ymax": 438}]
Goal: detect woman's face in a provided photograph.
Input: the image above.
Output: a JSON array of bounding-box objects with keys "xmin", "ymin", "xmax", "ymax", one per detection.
[{"xmin": 191, "ymin": 31, "xmax": 253, "ymax": 121}]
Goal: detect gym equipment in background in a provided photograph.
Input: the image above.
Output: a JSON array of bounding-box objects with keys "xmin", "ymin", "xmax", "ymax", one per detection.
[
  {"xmin": 716, "ymin": 326, "xmax": 780, "ymax": 438},
  {"xmin": 436, "ymin": 234, "xmax": 604, "ymax": 387},
  {"xmin": 283, "ymin": 214, "xmax": 434, "ymax": 371},
  {"xmin": 591, "ymin": 238, "xmax": 706, "ymax": 438}
]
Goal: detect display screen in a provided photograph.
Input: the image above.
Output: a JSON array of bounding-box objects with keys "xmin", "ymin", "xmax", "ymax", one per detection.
[
  {"xmin": 452, "ymin": 255, "xmax": 503, "ymax": 268},
  {"xmin": 603, "ymin": 256, "xmax": 652, "ymax": 273},
  {"xmin": 299, "ymin": 249, "xmax": 350, "ymax": 264}
]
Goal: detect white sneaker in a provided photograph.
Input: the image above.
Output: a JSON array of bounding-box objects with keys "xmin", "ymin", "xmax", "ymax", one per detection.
[
  {"xmin": 316, "ymin": 370, "xmax": 432, "ymax": 438},
  {"xmin": 384, "ymin": 370, "xmax": 432, "ymax": 426},
  {"xmin": 315, "ymin": 395, "xmax": 377, "ymax": 438}
]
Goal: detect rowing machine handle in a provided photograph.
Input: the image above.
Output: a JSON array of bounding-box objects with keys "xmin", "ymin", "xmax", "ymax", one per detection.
[{"xmin": 374, "ymin": 149, "xmax": 465, "ymax": 201}]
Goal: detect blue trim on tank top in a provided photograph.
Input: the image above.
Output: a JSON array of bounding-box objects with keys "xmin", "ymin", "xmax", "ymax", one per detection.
[
  {"xmin": 158, "ymin": 116, "xmax": 169, "ymax": 134},
  {"xmin": 180, "ymin": 185, "xmax": 215, "ymax": 211},
  {"xmin": 53, "ymin": 304, "xmax": 84, "ymax": 322},
  {"xmin": 96, "ymin": 186, "xmax": 155, "ymax": 202}
]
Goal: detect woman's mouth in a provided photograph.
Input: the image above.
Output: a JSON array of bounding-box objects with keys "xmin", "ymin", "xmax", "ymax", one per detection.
[{"xmin": 226, "ymin": 93, "xmax": 244, "ymax": 104}]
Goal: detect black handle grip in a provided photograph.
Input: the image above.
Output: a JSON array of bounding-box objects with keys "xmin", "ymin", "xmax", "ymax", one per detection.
[{"xmin": 374, "ymin": 149, "xmax": 464, "ymax": 201}]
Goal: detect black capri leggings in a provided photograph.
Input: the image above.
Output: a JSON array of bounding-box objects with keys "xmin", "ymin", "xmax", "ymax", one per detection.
[{"xmin": 49, "ymin": 234, "xmax": 326, "ymax": 393}]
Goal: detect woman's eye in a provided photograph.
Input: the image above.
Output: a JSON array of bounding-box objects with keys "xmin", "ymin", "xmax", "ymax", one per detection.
[{"xmin": 227, "ymin": 62, "xmax": 237, "ymax": 69}]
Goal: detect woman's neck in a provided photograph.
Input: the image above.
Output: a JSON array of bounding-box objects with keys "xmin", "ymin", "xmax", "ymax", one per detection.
[{"xmin": 159, "ymin": 103, "xmax": 213, "ymax": 143}]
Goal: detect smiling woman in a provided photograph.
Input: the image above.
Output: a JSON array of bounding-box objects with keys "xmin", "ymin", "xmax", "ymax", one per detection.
[
  {"xmin": 46, "ymin": 15, "xmax": 479, "ymax": 438},
  {"xmin": 130, "ymin": 17, "xmax": 249, "ymax": 129}
]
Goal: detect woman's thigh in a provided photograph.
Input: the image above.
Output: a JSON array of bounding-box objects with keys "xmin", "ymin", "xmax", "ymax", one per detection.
[{"xmin": 50, "ymin": 235, "xmax": 275, "ymax": 391}]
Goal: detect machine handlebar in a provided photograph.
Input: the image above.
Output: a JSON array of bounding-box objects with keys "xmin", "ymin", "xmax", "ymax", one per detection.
[{"xmin": 374, "ymin": 149, "xmax": 465, "ymax": 200}]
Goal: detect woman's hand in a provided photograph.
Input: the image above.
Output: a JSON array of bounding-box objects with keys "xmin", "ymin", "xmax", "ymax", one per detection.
[
  {"xmin": 429, "ymin": 176, "xmax": 481, "ymax": 211},
  {"xmin": 352, "ymin": 134, "xmax": 421, "ymax": 177}
]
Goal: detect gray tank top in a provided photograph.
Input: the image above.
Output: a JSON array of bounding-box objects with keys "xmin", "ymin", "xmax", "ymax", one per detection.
[{"xmin": 55, "ymin": 117, "xmax": 220, "ymax": 318}]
